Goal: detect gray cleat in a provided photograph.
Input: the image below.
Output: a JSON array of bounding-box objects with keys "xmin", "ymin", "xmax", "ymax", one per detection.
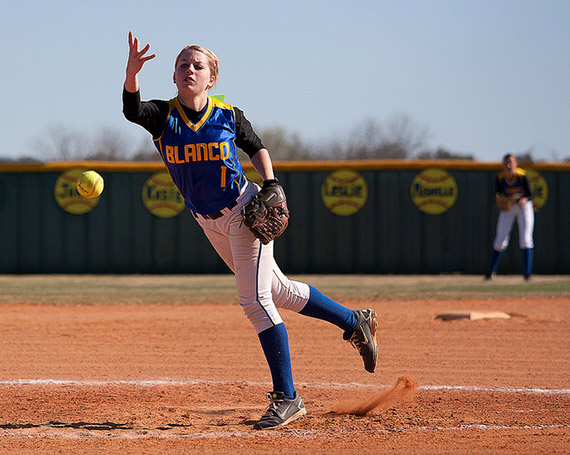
[
  {"xmin": 344, "ymin": 309, "xmax": 378, "ymax": 373},
  {"xmin": 253, "ymin": 391, "xmax": 306, "ymax": 430}
]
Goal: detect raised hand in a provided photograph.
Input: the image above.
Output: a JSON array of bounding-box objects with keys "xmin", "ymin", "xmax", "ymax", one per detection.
[{"xmin": 125, "ymin": 31, "xmax": 156, "ymax": 92}]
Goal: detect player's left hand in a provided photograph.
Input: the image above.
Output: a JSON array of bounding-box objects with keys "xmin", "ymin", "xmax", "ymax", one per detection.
[{"xmin": 242, "ymin": 179, "xmax": 290, "ymax": 245}]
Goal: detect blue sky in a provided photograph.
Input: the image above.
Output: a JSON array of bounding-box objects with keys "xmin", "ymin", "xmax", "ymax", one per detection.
[{"xmin": 1, "ymin": 0, "xmax": 569, "ymax": 162}]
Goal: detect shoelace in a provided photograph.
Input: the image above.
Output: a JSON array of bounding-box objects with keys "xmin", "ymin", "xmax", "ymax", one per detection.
[
  {"xmin": 260, "ymin": 394, "xmax": 283, "ymax": 419},
  {"xmin": 348, "ymin": 319, "xmax": 370, "ymax": 352},
  {"xmin": 349, "ymin": 333, "xmax": 367, "ymax": 352}
]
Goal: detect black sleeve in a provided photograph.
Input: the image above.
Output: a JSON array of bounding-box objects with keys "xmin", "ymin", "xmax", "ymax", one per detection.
[
  {"xmin": 122, "ymin": 88, "xmax": 170, "ymax": 140},
  {"xmin": 233, "ymin": 107, "xmax": 265, "ymax": 158},
  {"xmin": 522, "ymin": 175, "xmax": 534, "ymax": 199}
]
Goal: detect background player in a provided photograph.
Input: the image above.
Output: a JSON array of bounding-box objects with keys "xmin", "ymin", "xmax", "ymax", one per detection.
[
  {"xmin": 485, "ymin": 154, "xmax": 534, "ymax": 281},
  {"xmin": 122, "ymin": 32, "xmax": 378, "ymax": 430}
]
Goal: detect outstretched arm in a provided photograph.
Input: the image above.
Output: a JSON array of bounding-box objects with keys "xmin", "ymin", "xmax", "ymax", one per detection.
[{"xmin": 124, "ymin": 31, "xmax": 156, "ymax": 93}]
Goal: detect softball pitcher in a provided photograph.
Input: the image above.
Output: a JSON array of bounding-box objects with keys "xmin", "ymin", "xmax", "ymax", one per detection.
[
  {"xmin": 122, "ymin": 32, "xmax": 378, "ymax": 430},
  {"xmin": 485, "ymin": 154, "xmax": 534, "ymax": 281}
]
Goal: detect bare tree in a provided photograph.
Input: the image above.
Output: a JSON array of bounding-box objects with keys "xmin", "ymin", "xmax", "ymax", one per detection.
[
  {"xmin": 132, "ymin": 136, "xmax": 161, "ymax": 161},
  {"xmin": 0, "ymin": 156, "xmax": 43, "ymax": 164},
  {"xmin": 343, "ymin": 119, "xmax": 386, "ymax": 159},
  {"xmin": 315, "ymin": 115, "xmax": 428, "ymax": 160},
  {"xmin": 31, "ymin": 126, "xmax": 87, "ymax": 161},
  {"xmin": 86, "ymin": 127, "xmax": 130, "ymax": 160},
  {"xmin": 30, "ymin": 125, "xmax": 145, "ymax": 161},
  {"xmin": 257, "ymin": 127, "xmax": 311, "ymax": 161},
  {"xmin": 417, "ymin": 147, "xmax": 475, "ymax": 160},
  {"xmin": 383, "ymin": 114, "xmax": 428, "ymax": 157},
  {"xmin": 28, "ymin": 114, "xmax": 538, "ymax": 164},
  {"xmin": 514, "ymin": 147, "xmax": 537, "ymax": 164}
]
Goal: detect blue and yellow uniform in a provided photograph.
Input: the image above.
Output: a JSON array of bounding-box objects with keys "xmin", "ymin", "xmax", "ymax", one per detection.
[
  {"xmin": 487, "ymin": 161, "xmax": 534, "ymax": 280},
  {"xmin": 123, "ymin": 89, "xmax": 263, "ymax": 216},
  {"xmin": 122, "ymin": 38, "xmax": 379, "ymax": 430},
  {"xmin": 495, "ymin": 168, "xmax": 533, "ymax": 200},
  {"xmin": 154, "ymin": 97, "xmax": 247, "ymax": 214},
  {"xmin": 123, "ymin": 84, "xmax": 376, "ymax": 430}
]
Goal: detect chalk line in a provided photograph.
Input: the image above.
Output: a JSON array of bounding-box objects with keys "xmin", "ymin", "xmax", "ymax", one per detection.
[
  {"xmin": 0, "ymin": 424, "xmax": 569, "ymax": 441},
  {"xmin": 0, "ymin": 379, "xmax": 569, "ymax": 395}
]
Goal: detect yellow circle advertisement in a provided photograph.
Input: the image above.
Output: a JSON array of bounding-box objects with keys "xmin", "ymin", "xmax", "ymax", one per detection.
[
  {"xmin": 54, "ymin": 168, "xmax": 102, "ymax": 215},
  {"xmin": 411, "ymin": 168, "xmax": 458, "ymax": 215},
  {"xmin": 321, "ymin": 169, "xmax": 368, "ymax": 216},
  {"xmin": 142, "ymin": 171, "xmax": 185, "ymax": 218},
  {"xmin": 525, "ymin": 169, "xmax": 548, "ymax": 212}
]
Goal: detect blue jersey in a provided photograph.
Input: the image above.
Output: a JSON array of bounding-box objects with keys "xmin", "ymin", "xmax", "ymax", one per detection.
[
  {"xmin": 154, "ymin": 96, "xmax": 247, "ymax": 214},
  {"xmin": 496, "ymin": 168, "xmax": 533, "ymax": 199}
]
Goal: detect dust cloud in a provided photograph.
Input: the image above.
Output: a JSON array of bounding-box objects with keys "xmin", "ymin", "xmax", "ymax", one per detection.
[{"xmin": 332, "ymin": 375, "xmax": 418, "ymax": 416}]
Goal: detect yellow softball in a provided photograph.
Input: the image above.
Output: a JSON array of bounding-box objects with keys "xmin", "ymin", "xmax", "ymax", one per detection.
[{"xmin": 76, "ymin": 170, "xmax": 104, "ymax": 199}]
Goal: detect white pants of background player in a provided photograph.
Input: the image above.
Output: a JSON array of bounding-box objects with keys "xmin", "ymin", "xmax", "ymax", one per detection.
[
  {"xmin": 493, "ymin": 200, "xmax": 534, "ymax": 251},
  {"xmin": 195, "ymin": 181, "xmax": 310, "ymax": 334}
]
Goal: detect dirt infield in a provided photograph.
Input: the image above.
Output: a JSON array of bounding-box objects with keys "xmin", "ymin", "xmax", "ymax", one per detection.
[{"xmin": 0, "ymin": 277, "xmax": 569, "ymax": 454}]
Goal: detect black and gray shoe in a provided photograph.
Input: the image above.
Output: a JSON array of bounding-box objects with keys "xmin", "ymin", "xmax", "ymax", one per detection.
[
  {"xmin": 344, "ymin": 309, "xmax": 378, "ymax": 373},
  {"xmin": 253, "ymin": 391, "xmax": 306, "ymax": 430}
]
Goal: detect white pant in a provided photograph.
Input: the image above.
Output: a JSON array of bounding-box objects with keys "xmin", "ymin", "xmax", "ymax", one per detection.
[
  {"xmin": 195, "ymin": 181, "xmax": 310, "ymax": 333},
  {"xmin": 493, "ymin": 200, "xmax": 534, "ymax": 251}
]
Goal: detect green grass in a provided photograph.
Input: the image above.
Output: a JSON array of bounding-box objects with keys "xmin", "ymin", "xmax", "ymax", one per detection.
[{"xmin": 1, "ymin": 274, "xmax": 569, "ymax": 305}]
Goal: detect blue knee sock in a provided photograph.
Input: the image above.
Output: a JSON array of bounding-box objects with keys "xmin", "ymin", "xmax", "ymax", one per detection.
[
  {"xmin": 257, "ymin": 323, "xmax": 295, "ymax": 399},
  {"xmin": 299, "ymin": 286, "xmax": 357, "ymax": 335},
  {"xmin": 489, "ymin": 248, "xmax": 504, "ymax": 274},
  {"xmin": 522, "ymin": 248, "xmax": 533, "ymax": 277}
]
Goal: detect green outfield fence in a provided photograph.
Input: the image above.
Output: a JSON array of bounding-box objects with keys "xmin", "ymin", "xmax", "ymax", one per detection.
[{"xmin": 1, "ymin": 160, "xmax": 569, "ymax": 275}]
